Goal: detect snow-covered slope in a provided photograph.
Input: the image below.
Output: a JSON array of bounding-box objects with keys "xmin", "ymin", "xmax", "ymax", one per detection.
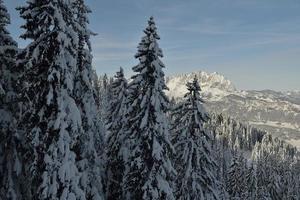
[{"xmin": 166, "ymin": 71, "xmax": 300, "ymax": 149}]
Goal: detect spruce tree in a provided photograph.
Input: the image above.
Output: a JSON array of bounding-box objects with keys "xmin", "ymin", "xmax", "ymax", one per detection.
[
  {"xmin": 92, "ymin": 69, "xmax": 101, "ymax": 109},
  {"xmin": 106, "ymin": 67, "xmax": 128, "ymax": 200},
  {"xmin": 17, "ymin": 0, "xmax": 85, "ymax": 199},
  {"xmin": 290, "ymin": 159, "xmax": 300, "ymax": 198},
  {"xmin": 73, "ymin": 0, "xmax": 106, "ymax": 199},
  {"xmin": 245, "ymin": 163, "xmax": 257, "ymax": 199},
  {"xmin": 268, "ymin": 172, "xmax": 281, "ymax": 200},
  {"xmin": 0, "ymin": 1, "xmax": 21, "ymax": 199},
  {"xmin": 226, "ymin": 155, "xmax": 242, "ymax": 199},
  {"xmin": 171, "ymin": 77, "xmax": 220, "ymax": 200},
  {"xmin": 122, "ymin": 17, "xmax": 176, "ymax": 200},
  {"xmin": 97, "ymin": 73, "xmax": 111, "ymax": 121},
  {"xmin": 226, "ymin": 153, "xmax": 249, "ymax": 199}
]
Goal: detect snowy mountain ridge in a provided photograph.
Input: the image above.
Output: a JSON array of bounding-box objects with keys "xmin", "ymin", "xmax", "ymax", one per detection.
[
  {"xmin": 166, "ymin": 71, "xmax": 300, "ymax": 149},
  {"xmin": 166, "ymin": 71, "xmax": 237, "ymax": 101}
]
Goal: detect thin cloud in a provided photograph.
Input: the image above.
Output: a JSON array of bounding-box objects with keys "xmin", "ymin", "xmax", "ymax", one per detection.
[
  {"xmin": 171, "ymin": 19, "xmax": 300, "ymax": 38},
  {"xmin": 93, "ymin": 52, "xmax": 134, "ymax": 62},
  {"xmin": 92, "ymin": 36, "xmax": 136, "ymax": 50},
  {"xmin": 91, "ymin": 35, "xmax": 137, "ymax": 64}
]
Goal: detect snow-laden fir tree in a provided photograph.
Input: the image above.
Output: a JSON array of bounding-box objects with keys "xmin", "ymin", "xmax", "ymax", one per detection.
[
  {"xmin": 171, "ymin": 77, "xmax": 220, "ymax": 200},
  {"xmin": 92, "ymin": 69, "xmax": 101, "ymax": 109},
  {"xmin": 244, "ymin": 163, "xmax": 257, "ymax": 199},
  {"xmin": 72, "ymin": 0, "xmax": 106, "ymax": 199},
  {"xmin": 252, "ymin": 142, "xmax": 273, "ymax": 199},
  {"xmin": 0, "ymin": 1, "xmax": 22, "ymax": 199},
  {"xmin": 122, "ymin": 17, "xmax": 176, "ymax": 200},
  {"xmin": 98, "ymin": 73, "xmax": 111, "ymax": 120},
  {"xmin": 226, "ymin": 155, "xmax": 241, "ymax": 199},
  {"xmin": 207, "ymin": 114, "xmax": 229, "ymax": 199},
  {"xmin": 17, "ymin": 0, "xmax": 85, "ymax": 199},
  {"xmin": 251, "ymin": 134, "xmax": 284, "ymax": 199},
  {"xmin": 289, "ymin": 158, "xmax": 300, "ymax": 198},
  {"xmin": 226, "ymin": 153, "xmax": 248, "ymax": 199},
  {"xmin": 106, "ymin": 67, "xmax": 128, "ymax": 200},
  {"xmin": 92, "ymin": 73, "xmax": 112, "ymax": 123}
]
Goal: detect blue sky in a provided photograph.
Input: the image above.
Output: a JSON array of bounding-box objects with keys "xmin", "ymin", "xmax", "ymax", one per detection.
[{"xmin": 4, "ymin": 0, "xmax": 300, "ymax": 91}]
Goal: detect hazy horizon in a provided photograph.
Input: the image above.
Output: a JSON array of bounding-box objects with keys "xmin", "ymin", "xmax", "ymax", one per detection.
[{"xmin": 4, "ymin": 0, "xmax": 300, "ymax": 91}]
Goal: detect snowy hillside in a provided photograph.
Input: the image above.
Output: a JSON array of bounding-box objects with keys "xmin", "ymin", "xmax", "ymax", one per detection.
[{"xmin": 166, "ymin": 71, "xmax": 300, "ymax": 149}]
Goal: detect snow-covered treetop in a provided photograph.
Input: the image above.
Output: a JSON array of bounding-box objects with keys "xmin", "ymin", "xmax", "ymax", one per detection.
[
  {"xmin": 106, "ymin": 67, "xmax": 127, "ymax": 132},
  {"xmin": 72, "ymin": 0, "xmax": 94, "ymax": 51},
  {"xmin": 115, "ymin": 67, "xmax": 125, "ymax": 81},
  {"xmin": 0, "ymin": 0, "xmax": 18, "ymax": 98},
  {"xmin": 111, "ymin": 67, "xmax": 128, "ymax": 101},
  {"xmin": 184, "ymin": 76, "xmax": 208, "ymax": 121},
  {"xmin": 0, "ymin": 0, "xmax": 10, "ymax": 35},
  {"xmin": 172, "ymin": 76, "xmax": 210, "ymax": 140},
  {"xmin": 0, "ymin": 0, "xmax": 17, "ymax": 47},
  {"xmin": 129, "ymin": 16, "xmax": 169, "ymax": 113},
  {"xmin": 186, "ymin": 76, "xmax": 201, "ymax": 95},
  {"xmin": 133, "ymin": 16, "xmax": 163, "ymax": 67},
  {"xmin": 18, "ymin": 0, "xmax": 79, "ymax": 92},
  {"xmin": 135, "ymin": 16, "xmax": 162, "ymax": 58},
  {"xmin": 18, "ymin": 0, "xmax": 78, "ymax": 48}
]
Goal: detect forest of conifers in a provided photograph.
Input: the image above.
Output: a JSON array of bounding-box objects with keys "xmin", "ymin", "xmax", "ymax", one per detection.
[{"xmin": 0, "ymin": 0, "xmax": 299, "ymax": 199}]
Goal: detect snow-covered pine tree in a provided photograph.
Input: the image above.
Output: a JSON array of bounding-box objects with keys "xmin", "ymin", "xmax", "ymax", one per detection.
[
  {"xmin": 0, "ymin": 1, "xmax": 22, "ymax": 199},
  {"xmin": 17, "ymin": 0, "xmax": 85, "ymax": 199},
  {"xmin": 122, "ymin": 16, "xmax": 176, "ymax": 200},
  {"xmin": 226, "ymin": 155, "xmax": 241, "ymax": 199},
  {"xmin": 253, "ymin": 134, "xmax": 288, "ymax": 200},
  {"xmin": 106, "ymin": 67, "xmax": 128, "ymax": 200},
  {"xmin": 171, "ymin": 77, "xmax": 220, "ymax": 200},
  {"xmin": 96, "ymin": 73, "xmax": 111, "ymax": 121},
  {"xmin": 238, "ymin": 155, "xmax": 248, "ymax": 199},
  {"xmin": 209, "ymin": 114, "xmax": 229, "ymax": 199},
  {"xmin": 251, "ymin": 135, "xmax": 283, "ymax": 200},
  {"xmin": 251, "ymin": 142, "xmax": 271, "ymax": 199},
  {"xmin": 226, "ymin": 153, "xmax": 249, "ymax": 199},
  {"xmin": 92, "ymin": 69, "xmax": 101, "ymax": 108},
  {"xmin": 102, "ymin": 74, "xmax": 108, "ymax": 90},
  {"xmin": 268, "ymin": 170, "xmax": 282, "ymax": 200},
  {"xmin": 106, "ymin": 68, "xmax": 127, "ymax": 134},
  {"xmin": 290, "ymin": 159, "xmax": 300, "ymax": 198},
  {"xmin": 72, "ymin": 0, "xmax": 106, "ymax": 199},
  {"xmin": 245, "ymin": 163, "xmax": 257, "ymax": 199}
]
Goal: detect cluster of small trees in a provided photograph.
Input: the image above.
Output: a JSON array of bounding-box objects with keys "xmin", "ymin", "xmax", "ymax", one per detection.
[
  {"xmin": 0, "ymin": 0, "xmax": 299, "ymax": 200},
  {"xmin": 208, "ymin": 113, "xmax": 300, "ymax": 199}
]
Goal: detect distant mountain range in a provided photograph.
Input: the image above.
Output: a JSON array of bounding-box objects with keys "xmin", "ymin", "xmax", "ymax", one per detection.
[{"xmin": 166, "ymin": 71, "xmax": 300, "ymax": 149}]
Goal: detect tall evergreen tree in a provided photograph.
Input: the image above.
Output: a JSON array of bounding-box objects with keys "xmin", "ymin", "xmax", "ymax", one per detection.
[
  {"xmin": 171, "ymin": 77, "xmax": 220, "ymax": 200},
  {"xmin": 73, "ymin": 0, "xmax": 106, "ymax": 199},
  {"xmin": 17, "ymin": 0, "xmax": 85, "ymax": 199},
  {"xmin": 97, "ymin": 73, "xmax": 111, "ymax": 121},
  {"xmin": 122, "ymin": 17, "xmax": 176, "ymax": 200},
  {"xmin": 226, "ymin": 155, "xmax": 243, "ymax": 199},
  {"xmin": 106, "ymin": 67, "xmax": 128, "ymax": 200},
  {"xmin": 92, "ymin": 69, "xmax": 101, "ymax": 109},
  {"xmin": 245, "ymin": 163, "xmax": 257, "ymax": 199},
  {"xmin": 0, "ymin": 1, "xmax": 21, "ymax": 199},
  {"xmin": 290, "ymin": 159, "xmax": 300, "ymax": 198},
  {"xmin": 252, "ymin": 142, "xmax": 272, "ymax": 199}
]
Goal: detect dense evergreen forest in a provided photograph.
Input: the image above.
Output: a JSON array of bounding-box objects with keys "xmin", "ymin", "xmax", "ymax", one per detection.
[{"xmin": 0, "ymin": 0, "xmax": 299, "ymax": 199}]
